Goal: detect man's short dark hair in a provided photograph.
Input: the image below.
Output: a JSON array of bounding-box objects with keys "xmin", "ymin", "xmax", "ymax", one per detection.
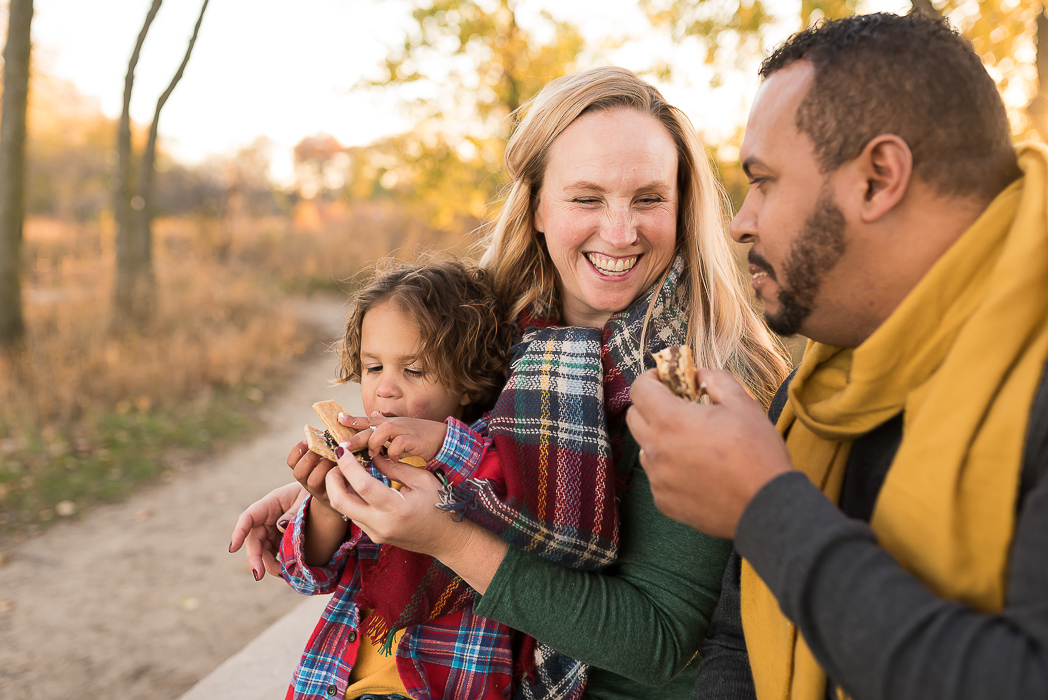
[{"xmin": 761, "ymin": 11, "xmax": 1021, "ymax": 201}]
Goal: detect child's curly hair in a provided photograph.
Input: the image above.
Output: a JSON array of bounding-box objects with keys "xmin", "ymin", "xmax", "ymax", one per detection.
[{"xmin": 337, "ymin": 255, "xmax": 513, "ymax": 423}]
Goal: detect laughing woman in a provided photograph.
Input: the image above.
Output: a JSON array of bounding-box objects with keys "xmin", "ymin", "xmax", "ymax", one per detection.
[{"xmin": 232, "ymin": 67, "xmax": 789, "ymax": 700}]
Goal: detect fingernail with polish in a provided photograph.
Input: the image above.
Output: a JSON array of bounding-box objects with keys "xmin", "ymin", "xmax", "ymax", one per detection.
[
  {"xmin": 335, "ymin": 446, "xmax": 344, "ymax": 459},
  {"xmin": 277, "ymin": 519, "xmax": 289, "ymax": 532},
  {"xmin": 252, "ymin": 569, "xmax": 261, "ymax": 582},
  {"xmin": 228, "ymin": 541, "xmax": 234, "ymax": 553}
]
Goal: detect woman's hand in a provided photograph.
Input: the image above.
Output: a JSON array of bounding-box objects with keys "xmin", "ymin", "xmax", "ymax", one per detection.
[
  {"xmin": 340, "ymin": 412, "xmax": 449, "ymax": 463},
  {"xmin": 229, "ymin": 480, "xmax": 308, "ymax": 580},
  {"xmin": 325, "ymin": 449, "xmax": 508, "ymax": 593}
]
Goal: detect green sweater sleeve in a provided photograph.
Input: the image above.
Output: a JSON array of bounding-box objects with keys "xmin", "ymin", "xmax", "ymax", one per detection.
[{"xmin": 473, "ymin": 450, "xmax": 732, "ymax": 693}]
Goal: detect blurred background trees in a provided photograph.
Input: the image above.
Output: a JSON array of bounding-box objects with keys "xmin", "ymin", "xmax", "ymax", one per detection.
[
  {"xmin": 0, "ymin": 0, "xmax": 1044, "ymax": 525},
  {"xmin": 6, "ymin": 0, "xmax": 1043, "ymax": 263},
  {"xmin": 346, "ymin": 0, "xmax": 585, "ymax": 230},
  {"xmin": 643, "ymin": 0, "xmax": 1045, "ymax": 205}
]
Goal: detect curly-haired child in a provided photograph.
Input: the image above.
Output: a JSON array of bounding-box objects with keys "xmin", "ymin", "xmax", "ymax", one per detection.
[{"xmin": 279, "ymin": 257, "xmax": 517, "ymax": 700}]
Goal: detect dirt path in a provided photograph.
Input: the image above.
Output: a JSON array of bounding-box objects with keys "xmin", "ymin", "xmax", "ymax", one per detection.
[{"xmin": 0, "ymin": 297, "xmax": 362, "ymax": 700}]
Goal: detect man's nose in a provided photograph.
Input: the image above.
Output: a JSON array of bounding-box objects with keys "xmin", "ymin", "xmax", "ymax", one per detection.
[{"xmin": 730, "ymin": 194, "xmax": 757, "ymax": 244}]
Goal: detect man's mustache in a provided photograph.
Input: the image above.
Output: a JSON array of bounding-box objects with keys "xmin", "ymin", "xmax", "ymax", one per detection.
[{"xmin": 748, "ymin": 250, "xmax": 777, "ymax": 282}]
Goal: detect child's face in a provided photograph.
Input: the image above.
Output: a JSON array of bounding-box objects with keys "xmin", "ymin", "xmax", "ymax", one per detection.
[{"xmin": 359, "ymin": 299, "xmax": 470, "ymax": 422}]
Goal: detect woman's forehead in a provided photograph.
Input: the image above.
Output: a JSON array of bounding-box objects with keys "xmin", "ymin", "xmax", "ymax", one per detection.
[{"xmin": 541, "ymin": 108, "xmax": 678, "ymax": 187}]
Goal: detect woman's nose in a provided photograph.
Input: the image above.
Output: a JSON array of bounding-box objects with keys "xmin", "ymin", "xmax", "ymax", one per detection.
[{"xmin": 601, "ymin": 207, "xmax": 638, "ymax": 248}]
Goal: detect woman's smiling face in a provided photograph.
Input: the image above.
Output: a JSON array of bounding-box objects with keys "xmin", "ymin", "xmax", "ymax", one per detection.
[{"xmin": 534, "ymin": 107, "xmax": 679, "ymax": 328}]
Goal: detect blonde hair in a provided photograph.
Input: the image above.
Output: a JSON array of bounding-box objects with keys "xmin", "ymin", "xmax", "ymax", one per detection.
[{"xmin": 478, "ymin": 66, "xmax": 789, "ymax": 406}]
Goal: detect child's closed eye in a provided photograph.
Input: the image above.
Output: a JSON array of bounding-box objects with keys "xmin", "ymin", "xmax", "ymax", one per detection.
[
  {"xmin": 365, "ymin": 365, "xmax": 382, "ymax": 374},
  {"xmin": 405, "ymin": 368, "xmax": 424, "ymax": 379}
]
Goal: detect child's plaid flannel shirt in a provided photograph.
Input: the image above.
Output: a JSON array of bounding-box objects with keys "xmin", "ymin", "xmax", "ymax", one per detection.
[{"xmin": 279, "ymin": 416, "xmax": 517, "ymax": 700}]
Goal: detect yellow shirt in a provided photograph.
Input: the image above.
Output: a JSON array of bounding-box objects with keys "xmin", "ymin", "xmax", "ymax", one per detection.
[{"xmin": 345, "ymin": 611, "xmax": 408, "ymax": 698}]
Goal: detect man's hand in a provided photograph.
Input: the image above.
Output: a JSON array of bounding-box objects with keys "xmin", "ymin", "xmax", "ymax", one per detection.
[{"xmin": 627, "ymin": 368, "xmax": 793, "ymax": 538}]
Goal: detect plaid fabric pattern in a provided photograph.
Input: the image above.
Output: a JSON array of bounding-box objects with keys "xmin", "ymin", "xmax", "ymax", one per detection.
[
  {"xmin": 434, "ymin": 258, "xmax": 691, "ymax": 700},
  {"xmin": 280, "ymin": 454, "xmax": 515, "ymax": 700},
  {"xmin": 281, "ymin": 258, "xmax": 690, "ymax": 700}
]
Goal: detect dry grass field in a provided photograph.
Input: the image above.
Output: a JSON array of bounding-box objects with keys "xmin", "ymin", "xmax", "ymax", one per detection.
[{"xmin": 0, "ymin": 204, "xmax": 466, "ymax": 537}]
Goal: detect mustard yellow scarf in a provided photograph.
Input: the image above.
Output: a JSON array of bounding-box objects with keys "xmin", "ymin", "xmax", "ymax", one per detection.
[{"xmin": 741, "ymin": 143, "xmax": 1048, "ymax": 700}]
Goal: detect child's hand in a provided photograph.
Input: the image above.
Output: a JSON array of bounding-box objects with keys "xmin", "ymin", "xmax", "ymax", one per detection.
[
  {"xmin": 340, "ymin": 413, "xmax": 449, "ymax": 463},
  {"xmin": 287, "ymin": 439, "xmax": 340, "ymax": 513}
]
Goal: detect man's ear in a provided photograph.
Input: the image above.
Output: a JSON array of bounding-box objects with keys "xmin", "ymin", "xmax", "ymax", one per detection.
[{"xmin": 857, "ymin": 134, "xmax": 912, "ymax": 223}]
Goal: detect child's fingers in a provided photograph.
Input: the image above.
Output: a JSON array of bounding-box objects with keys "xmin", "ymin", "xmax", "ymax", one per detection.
[
  {"xmin": 286, "ymin": 440, "xmax": 309, "ymax": 469},
  {"xmin": 305, "ymin": 461, "xmax": 334, "ymax": 494},
  {"xmin": 367, "ymin": 421, "xmax": 402, "ymax": 456},
  {"xmin": 367, "ymin": 418, "xmax": 446, "ymax": 462},
  {"xmin": 339, "ymin": 413, "xmax": 371, "ymax": 431},
  {"xmin": 290, "ymin": 451, "xmax": 334, "ymax": 493}
]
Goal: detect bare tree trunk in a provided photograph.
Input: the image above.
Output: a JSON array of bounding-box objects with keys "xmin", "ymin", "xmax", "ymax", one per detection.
[
  {"xmin": 911, "ymin": 0, "xmax": 940, "ymax": 17},
  {"xmin": 113, "ymin": 0, "xmax": 162, "ymax": 327},
  {"xmin": 135, "ymin": 0, "xmax": 210, "ymax": 279},
  {"xmin": 1029, "ymin": 4, "xmax": 1048, "ymax": 140},
  {"xmin": 0, "ymin": 0, "xmax": 34, "ymax": 349},
  {"xmin": 113, "ymin": 0, "xmax": 209, "ymax": 328}
]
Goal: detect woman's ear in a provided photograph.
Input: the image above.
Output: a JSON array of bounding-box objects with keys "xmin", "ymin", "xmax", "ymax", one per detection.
[
  {"xmin": 857, "ymin": 134, "xmax": 912, "ymax": 223},
  {"xmin": 533, "ymin": 197, "xmax": 545, "ymax": 234}
]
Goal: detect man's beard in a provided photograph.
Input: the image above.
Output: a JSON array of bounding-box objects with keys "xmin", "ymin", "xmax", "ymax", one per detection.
[{"xmin": 756, "ymin": 185, "xmax": 848, "ymax": 337}]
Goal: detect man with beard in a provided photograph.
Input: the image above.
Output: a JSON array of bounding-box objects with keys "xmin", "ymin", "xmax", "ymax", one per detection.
[{"xmin": 628, "ymin": 11, "xmax": 1048, "ymax": 700}]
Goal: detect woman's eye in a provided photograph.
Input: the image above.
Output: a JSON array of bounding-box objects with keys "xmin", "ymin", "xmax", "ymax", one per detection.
[
  {"xmin": 638, "ymin": 196, "xmax": 664, "ymax": 205},
  {"xmin": 572, "ymin": 197, "xmax": 600, "ymax": 205}
]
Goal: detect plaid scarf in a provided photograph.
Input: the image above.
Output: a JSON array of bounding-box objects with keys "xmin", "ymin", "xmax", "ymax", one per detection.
[
  {"xmin": 357, "ymin": 257, "xmax": 690, "ymax": 699},
  {"xmin": 448, "ymin": 256, "xmax": 690, "ymax": 699}
]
